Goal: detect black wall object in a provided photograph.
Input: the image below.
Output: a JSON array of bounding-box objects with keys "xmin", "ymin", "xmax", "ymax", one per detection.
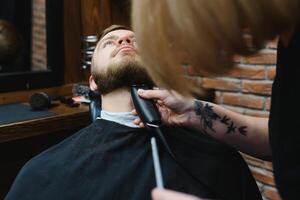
[
  {"xmin": 0, "ymin": 0, "xmax": 64, "ymax": 92},
  {"xmin": 29, "ymin": 92, "xmax": 79, "ymax": 110},
  {"xmin": 29, "ymin": 92, "xmax": 53, "ymax": 110},
  {"xmin": 0, "ymin": 0, "xmax": 31, "ymax": 72}
]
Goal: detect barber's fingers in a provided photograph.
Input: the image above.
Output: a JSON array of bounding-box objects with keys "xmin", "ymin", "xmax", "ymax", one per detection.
[
  {"xmin": 131, "ymin": 109, "xmax": 138, "ymax": 116},
  {"xmin": 131, "ymin": 110, "xmax": 145, "ymax": 127},
  {"xmin": 152, "ymin": 189, "xmax": 201, "ymax": 200},
  {"xmin": 133, "ymin": 118, "xmax": 145, "ymax": 128},
  {"xmin": 138, "ymin": 89, "xmax": 169, "ymax": 101}
]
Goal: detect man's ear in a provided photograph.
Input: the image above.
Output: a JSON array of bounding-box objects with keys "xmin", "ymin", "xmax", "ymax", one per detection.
[{"xmin": 89, "ymin": 75, "xmax": 98, "ymax": 91}]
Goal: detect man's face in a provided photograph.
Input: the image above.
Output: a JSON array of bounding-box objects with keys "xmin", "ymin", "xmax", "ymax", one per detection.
[
  {"xmin": 91, "ymin": 29, "xmax": 153, "ymax": 94},
  {"xmin": 92, "ymin": 29, "xmax": 140, "ymax": 73}
]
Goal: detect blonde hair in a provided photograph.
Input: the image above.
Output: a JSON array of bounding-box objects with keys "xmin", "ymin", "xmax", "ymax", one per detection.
[{"xmin": 131, "ymin": 0, "xmax": 300, "ymax": 95}]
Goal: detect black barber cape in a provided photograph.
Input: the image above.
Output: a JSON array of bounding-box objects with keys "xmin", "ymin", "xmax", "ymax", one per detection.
[{"xmin": 6, "ymin": 119, "xmax": 262, "ymax": 200}]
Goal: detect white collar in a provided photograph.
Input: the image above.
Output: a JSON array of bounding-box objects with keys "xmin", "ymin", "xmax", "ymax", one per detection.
[{"xmin": 97, "ymin": 110, "xmax": 140, "ymax": 128}]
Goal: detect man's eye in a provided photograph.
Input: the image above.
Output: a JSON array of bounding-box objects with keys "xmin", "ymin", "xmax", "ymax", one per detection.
[{"xmin": 103, "ymin": 41, "xmax": 114, "ymax": 47}]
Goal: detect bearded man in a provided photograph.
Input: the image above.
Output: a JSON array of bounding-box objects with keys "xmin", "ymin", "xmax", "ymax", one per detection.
[{"xmin": 5, "ymin": 25, "xmax": 262, "ymax": 200}]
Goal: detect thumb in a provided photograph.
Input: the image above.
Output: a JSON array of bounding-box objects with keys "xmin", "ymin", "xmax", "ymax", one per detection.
[{"xmin": 138, "ymin": 89, "xmax": 168, "ymax": 101}]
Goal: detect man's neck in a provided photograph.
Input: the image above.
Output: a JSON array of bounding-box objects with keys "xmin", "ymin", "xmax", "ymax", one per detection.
[{"xmin": 101, "ymin": 88, "xmax": 134, "ymax": 112}]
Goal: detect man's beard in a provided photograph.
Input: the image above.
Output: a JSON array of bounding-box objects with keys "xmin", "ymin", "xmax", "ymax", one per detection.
[{"xmin": 93, "ymin": 57, "xmax": 154, "ymax": 95}]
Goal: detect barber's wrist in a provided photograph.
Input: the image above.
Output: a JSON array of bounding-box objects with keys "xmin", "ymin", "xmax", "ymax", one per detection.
[{"xmin": 179, "ymin": 99, "xmax": 202, "ymax": 127}]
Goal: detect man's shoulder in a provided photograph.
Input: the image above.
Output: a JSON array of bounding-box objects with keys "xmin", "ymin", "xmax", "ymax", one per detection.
[
  {"xmin": 18, "ymin": 122, "xmax": 101, "ymax": 174},
  {"xmin": 16, "ymin": 119, "xmax": 136, "ymax": 173}
]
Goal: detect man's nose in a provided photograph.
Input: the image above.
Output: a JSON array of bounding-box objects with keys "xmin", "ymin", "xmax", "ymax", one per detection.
[{"xmin": 117, "ymin": 35, "xmax": 133, "ymax": 45}]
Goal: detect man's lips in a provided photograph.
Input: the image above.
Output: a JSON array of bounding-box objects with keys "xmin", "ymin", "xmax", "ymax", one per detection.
[{"xmin": 114, "ymin": 46, "xmax": 136, "ymax": 56}]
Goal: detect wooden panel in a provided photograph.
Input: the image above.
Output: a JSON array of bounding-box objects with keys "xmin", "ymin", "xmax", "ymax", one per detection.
[
  {"xmin": 0, "ymin": 83, "xmax": 87, "ymax": 105},
  {"xmin": 0, "ymin": 103, "xmax": 89, "ymax": 143},
  {"xmin": 109, "ymin": 0, "xmax": 131, "ymax": 26},
  {"xmin": 63, "ymin": 0, "xmax": 84, "ymax": 83},
  {"xmin": 80, "ymin": 0, "xmax": 112, "ymax": 36},
  {"xmin": 63, "ymin": 0, "xmax": 132, "ymax": 84}
]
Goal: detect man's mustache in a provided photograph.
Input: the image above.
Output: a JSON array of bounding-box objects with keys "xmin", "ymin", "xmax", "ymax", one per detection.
[{"xmin": 111, "ymin": 45, "xmax": 137, "ymax": 57}]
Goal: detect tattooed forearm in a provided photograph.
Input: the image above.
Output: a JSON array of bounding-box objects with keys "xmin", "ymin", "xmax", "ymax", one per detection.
[
  {"xmin": 194, "ymin": 100, "xmax": 220, "ymax": 132},
  {"xmin": 194, "ymin": 100, "xmax": 247, "ymax": 136},
  {"xmin": 238, "ymin": 126, "xmax": 247, "ymax": 136},
  {"xmin": 220, "ymin": 116, "xmax": 230, "ymax": 125}
]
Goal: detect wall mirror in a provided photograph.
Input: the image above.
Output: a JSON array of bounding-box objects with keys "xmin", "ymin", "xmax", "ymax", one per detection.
[{"xmin": 0, "ymin": 0, "xmax": 64, "ymax": 92}]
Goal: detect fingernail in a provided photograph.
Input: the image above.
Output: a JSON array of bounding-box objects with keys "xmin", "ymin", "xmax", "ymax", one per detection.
[{"xmin": 137, "ymin": 89, "xmax": 145, "ymax": 94}]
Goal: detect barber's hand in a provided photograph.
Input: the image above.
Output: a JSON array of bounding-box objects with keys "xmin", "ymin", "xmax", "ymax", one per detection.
[
  {"xmin": 152, "ymin": 188, "xmax": 203, "ymax": 200},
  {"xmin": 132, "ymin": 89, "xmax": 195, "ymax": 127}
]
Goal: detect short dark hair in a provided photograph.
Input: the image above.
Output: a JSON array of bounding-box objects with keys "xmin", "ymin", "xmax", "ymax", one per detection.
[{"xmin": 98, "ymin": 25, "xmax": 131, "ymax": 41}]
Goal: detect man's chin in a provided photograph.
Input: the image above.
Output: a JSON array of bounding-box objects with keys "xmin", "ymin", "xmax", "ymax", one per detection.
[
  {"xmin": 115, "ymin": 53, "xmax": 137, "ymax": 61},
  {"xmin": 112, "ymin": 55, "xmax": 141, "ymax": 69},
  {"xmin": 95, "ymin": 56, "xmax": 154, "ymax": 94}
]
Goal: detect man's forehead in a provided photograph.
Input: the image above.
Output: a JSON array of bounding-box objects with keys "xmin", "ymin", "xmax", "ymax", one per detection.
[{"xmin": 100, "ymin": 29, "xmax": 135, "ymax": 42}]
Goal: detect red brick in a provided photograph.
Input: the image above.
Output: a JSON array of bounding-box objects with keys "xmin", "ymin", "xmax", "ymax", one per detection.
[
  {"xmin": 32, "ymin": 11, "xmax": 45, "ymax": 19},
  {"xmin": 223, "ymin": 93, "xmax": 264, "ymax": 109},
  {"xmin": 214, "ymin": 91, "xmax": 223, "ymax": 104},
  {"xmin": 251, "ymin": 168, "xmax": 276, "ymax": 186},
  {"xmin": 244, "ymin": 109, "xmax": 270, "ymax": 117},
  {"xmin": 32, "ymin": 56, "xmax": 46, "ymax": 64},
  {"xmin": 242, "ymin": 80, "xmax": 273, "ymax": 95},
  {"xmin": 32, "ymin": 63, "xmax": 47, "ymax": 71},
  {"xmin": 242, "ymin": 153, "xmax": 264, "ymax": 167},
  {"xmin": 32, "ymin": 0, "xmax": 46, "ymax": 73},
  {"xmin": 186, "ymin": 77, "xmax": 202, "ymax": 88},
  {"xmin": 223, "ymin": 105, "xmax": 244, "ymax": 114},
  {"xmin": 227, "ymin": 65, "xmax": 265, "ymax": 79},
  {"xmin": 263, "ymin": 186, "xmax": 282, "ymax": 200},
  {"xmin": 32, "ymin": 58, "xmax": 46, "ymax": 65},
  {"xmin": 32, "ymin": 55, "xmax": 46, "ymax": 62},
  {"xmin": 33, "ymin": 0, "xmax": 46, "ymax": 9},
  {"xmin": 263, "ymin": 161, "xmax": 273, "ymax": 171},
  {"xmin": 32, "ymin": 49, "xmax": 46, "ymax": 56},
  {"xmin": 265, "ymin": 38, "xmax": 279, "ymax": 49},
  {"xmin": 32, "ymin": 48, "xmax": 46, "ymax": 57},
  {"xmin": 244, "ymin": 52, "xmax": 277, "ymax": 65},
  {"xmin": 267, "ymin": 66, "xmax": 276, "ymax": 80},
  {"xmin": 32, "ymin": 17, "xmax": 46, "ymax": 26},
  {"xmin": 232, "ymin": 55, "xmax": 242, "ymax": 63},
  {"xmin": 32, "ymin": 39, "xmax": 46, "ymax": 48},
  {"xmin": 265, "ymin": 97, "xmax": 271, "ymax": 111},
  {"xmin": 202, "ymin": 78, "xmax": 241, "ymax": 91},
  {"xmin": 32, "ymin": 58, "xmax": 47, "ymax": 66},
  {"xmin": 32, "ymin": 27, "xmax": 46, "ymax": 35},
  {"xmin": 186, "ymin": 66, "xmax": 201, "ymax": 76}
]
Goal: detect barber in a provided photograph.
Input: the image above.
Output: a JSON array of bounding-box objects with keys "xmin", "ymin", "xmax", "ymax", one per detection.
[{"xmin": 131, "ymin": 0, "xmax": 300, "ymax": 199}]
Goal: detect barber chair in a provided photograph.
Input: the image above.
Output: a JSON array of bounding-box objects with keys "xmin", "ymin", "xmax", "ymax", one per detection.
[{"xmin": 88, "ymin": 90, "xmax": 101, "ymax": 122}]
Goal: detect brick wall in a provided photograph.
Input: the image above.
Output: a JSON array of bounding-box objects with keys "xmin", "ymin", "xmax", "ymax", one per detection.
[
  {"xmin": 186, "ymin": 38, "xmax": 280, "ymax": 200},
  {"xmin": 31, "ymin": 0, "xmax": 47, "ymax": 71}
]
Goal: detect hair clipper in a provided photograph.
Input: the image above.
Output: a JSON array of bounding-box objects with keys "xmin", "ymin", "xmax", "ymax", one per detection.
[
  {"xmin": 130, "ymin": 85, "xmax": 161, "ymax": 128},
  {"xmin": 130, "ymin": 85, "xmax": 175, "ymax": 158}
]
